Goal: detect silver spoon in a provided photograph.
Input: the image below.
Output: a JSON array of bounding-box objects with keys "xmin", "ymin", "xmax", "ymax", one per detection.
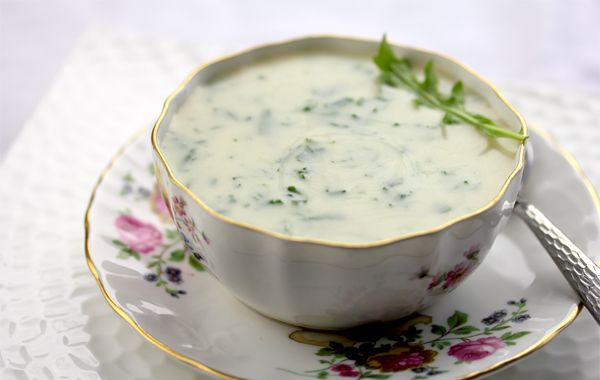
[{"xmin": 513, "ymin": 142, "xmax": 600, "ymax": 325}]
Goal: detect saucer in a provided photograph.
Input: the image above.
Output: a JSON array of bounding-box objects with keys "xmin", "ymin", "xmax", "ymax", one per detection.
[{"xmin": 85, "ymin": 127, "xmax": 599, "ymax": 380}]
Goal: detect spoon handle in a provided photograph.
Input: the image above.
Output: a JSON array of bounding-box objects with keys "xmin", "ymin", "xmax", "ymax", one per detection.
[{"xmin": 514, "ymin": 200, "xmax": 600, "ymax": 325}]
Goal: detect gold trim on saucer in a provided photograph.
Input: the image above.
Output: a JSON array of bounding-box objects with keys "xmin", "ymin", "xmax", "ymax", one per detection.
[
  {"xmin": 85, "ymin": 124, "xmax": 599, "ymax": 380},
  {"xmin": 84, "ymin": 129, "xmax": 247, "ymax": 380},
  {"xmin": 150, "ymin": 35, "xmax": 528, "ymax": 249}
]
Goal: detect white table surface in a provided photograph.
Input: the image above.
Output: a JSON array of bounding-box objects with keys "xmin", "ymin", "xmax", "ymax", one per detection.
[{"xmin": 1, "ymin": 0, "xmax": 599, "ymax": 160}]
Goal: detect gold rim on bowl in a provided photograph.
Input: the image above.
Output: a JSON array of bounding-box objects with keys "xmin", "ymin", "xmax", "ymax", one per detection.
[{"xmin": 151, "ymin": 35, "xmax": 529, "ymax": 249}]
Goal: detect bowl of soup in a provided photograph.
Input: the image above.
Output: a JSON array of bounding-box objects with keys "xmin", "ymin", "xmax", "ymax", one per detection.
[{"xmin": 152, "ymin": 36, "xmax": 527, "ymax": 329}]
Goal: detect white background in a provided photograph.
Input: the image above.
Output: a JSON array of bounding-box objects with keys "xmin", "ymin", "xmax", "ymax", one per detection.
[{"xmin": 1, "ymin": 0, "xmax": 599, "ymax": 160}]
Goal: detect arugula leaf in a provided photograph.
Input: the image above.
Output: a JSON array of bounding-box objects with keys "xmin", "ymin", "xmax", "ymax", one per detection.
[
  {"xmin": 373, "ymin": 36, "xmax": 526, "ymax": 141},
  {"xmin": 373, "ymin": 36, "xmax": 403, "ymax": 71}
]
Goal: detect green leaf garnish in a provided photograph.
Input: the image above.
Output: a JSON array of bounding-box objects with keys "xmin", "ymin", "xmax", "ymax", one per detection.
[{"xmin": 373, "ymin": 36, "xmax": 526, "ymax": 141}]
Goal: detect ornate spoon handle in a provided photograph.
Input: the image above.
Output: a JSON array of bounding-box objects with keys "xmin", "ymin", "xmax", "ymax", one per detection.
[{"xmin": 513, "ymin": 200, "xmax": 600, "ymax": 325}]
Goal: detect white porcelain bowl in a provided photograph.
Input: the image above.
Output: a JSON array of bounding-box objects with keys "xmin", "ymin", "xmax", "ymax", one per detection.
[{"xmin": 151, "ymin": 36, "xmax": 527, "ymax": 329}]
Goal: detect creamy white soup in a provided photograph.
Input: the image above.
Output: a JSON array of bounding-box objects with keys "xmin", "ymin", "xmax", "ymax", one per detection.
[{"xmin": 160, "ymin": 49, "xmax": 519, "ymax": 242}]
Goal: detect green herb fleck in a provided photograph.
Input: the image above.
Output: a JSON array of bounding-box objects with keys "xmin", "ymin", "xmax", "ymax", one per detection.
[
  {"xmin": 329, "ymin": 122, "xmax": 349, "ymax": 128},
  {"xmin": 326, "ymin": 188, "xmax": 347, "ymax": 196},
  {"xmin": 373, "ymin": 35, "xmax": 526, "ymax": 141},
  {"xmin": 295, "ymin": 139, "xmax": 325, "ymax": 162},
  {"xmin": 297, "ymin": 167, "xmax": 308, "ymax": 180},
  {"xmin": 386, "ymin": 179, "xmax": 404, "ymax": 188},
  {"xmin": 304, "ymin": 213, "xmax": 344, "ymax": 221},
  {"xmin": 269, "ymin": 199, "xmax": 284, "ymax": 205},
  {"xmin": 397, "ymin": 192, "xmax": 412, "ymax": 200},
  {"xmin": 224, "ymin": 109, "xmax": 239, "ymax": 120},
  {"xmin": 328, "ymin": 97, "xmax": 354, "ymax": 107},
  {"xmin": 182, "ymin": 148, "xmax": 197, "ymax": 164},
  {"xmin": 287, "ymin": 186, "xmax": 301, "ymax": 194},
  {"xmin": 438, "ymin": 205, "xmax": 452, "ymax": 213}
]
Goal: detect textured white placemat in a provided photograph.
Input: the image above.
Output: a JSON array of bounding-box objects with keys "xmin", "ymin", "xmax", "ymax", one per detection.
[
  {"xmin": 0, "ymin": 27, "xmax": 221, "ymax": 380},
  {"xmin": 0, "ymin": 27, "xmax": 598, "ymax": 380}
]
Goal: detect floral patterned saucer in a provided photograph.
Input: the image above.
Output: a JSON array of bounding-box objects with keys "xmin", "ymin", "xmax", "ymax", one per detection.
[{"xmin": 85, "ymin": 128, "xmax": 599, "ymax": 380}]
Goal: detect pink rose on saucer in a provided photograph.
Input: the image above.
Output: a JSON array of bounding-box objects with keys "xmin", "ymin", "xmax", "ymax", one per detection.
[
  {"xmin": 115, "ymin": 215, "xmax": 162, "ymax": 253},
  {"xmin": 448, "ymin": 337, "xmax": 504, "ymax": 361}
]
